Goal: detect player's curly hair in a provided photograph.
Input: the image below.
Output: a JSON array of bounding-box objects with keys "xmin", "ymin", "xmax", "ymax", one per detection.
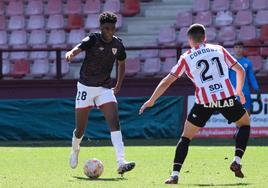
[
  {"xmin": 187, "ymin": 23, "xmax": 205, "ymax": 43},
  {"xmin": 99, "ymin": 11, "xmax": 117, "ymax": 25}
]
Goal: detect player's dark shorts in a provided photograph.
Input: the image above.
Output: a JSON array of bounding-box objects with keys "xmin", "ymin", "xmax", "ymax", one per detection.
[{"xmin": 187, "ymin": 96, "xmax": 246, "ymax": 127}]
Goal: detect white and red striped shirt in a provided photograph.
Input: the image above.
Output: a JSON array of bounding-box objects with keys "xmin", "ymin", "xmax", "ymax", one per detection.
[{"xmin": 170, "ymin": 43, "xmax": 238, "ymax": 104}]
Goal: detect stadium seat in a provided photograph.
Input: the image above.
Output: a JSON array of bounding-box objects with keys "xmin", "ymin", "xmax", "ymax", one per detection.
[
  {"xmin": 238, "ymin": 25, "xmax": 256, "ymax": 41},
  {"xmin": 193, "ymin": 0, "xmax": 209, "ymax": 12},
  {"xmin": 2, "ymin": 60, "xmax": 10, "ymax": 76},
  {"xmin": 261, "ymin": 47, "xmax": 268, "ymax": 56},
  {"xmin": 26, "ymin": 0, "xmax": 43, "ymax": 15},
  {"xmin": 158, "ymin": 27, "xmax": 176, "ymax": 45},
  {"xmin": 48, "ymin": 30, "xmax": 66, "ymax": 48},
  {"xmin": 27, "ymin": 15, "xmax": 45, "ymax": 30},
  {"xmin": 177, "ymin": 27, "xmax": 188, "ymax": 45},
  {"xmin": 84, "ymin": 0, "xmax": 101, "ymax": 14},
  {"xmin": 85, "ymin": 14, "xmax": 100, "ymax": 30},
  {"xmin": 103, "ymin": 0, "xmax": 120, "ymax": 13},
  {"xmin": 0, "ymin": 30, "xmax": 7, "ymax": 48},
  {"xmin": 10, "ymin": 52, "xmax": 28, "ymax": 60},
  {"xmin": 49, "ymin": 51, "xmax": 66, "ymax": 60},
  {"xmin": 125, "ymin": 57, "xmax": 141, "ymax": 76},
  {"xmin": 251, "ymin": 0, "xmax": 268, "ymax": 10},
  {"xmin": 234, "ymin": 10, "xmax": 253, "ymax": 26},
  {"xmin": 195, "ymin": 11, "xmax": 212, "ymax": 26},
  {"xmin": 231, "ymin": 0, "xmax": 250, "ymax": 11},
  {"xmin": 65, "ymin": 0, "xmax": 82, "ymax": 14},
  {"xmin": 122, "ymin": 0, "xmax": 140, "ymax": 17},
  {"xmin": 206, "ymin": 27, "xmax": 217, "ymax": 42},
  {"xmin": 115, "ymin": 14, "xmax": 122, "ymax": 29},
  {"xmin": 31, "ymin": 59, "xmax": 49, "ymax": 77},
  {"xmin": 0, "ymin": 1, "xmax": 4, "ymax": 15},
  {"xmin": 176, "ymin": 11, "xmax": 192, "ymax": 28},
  {"xmin": 217, "ymin": 26, "xmax": 236, "ymax": 42},
  {"xmin": 30, "ymin": 51, "xmax": 48, "ymax": 60},
  {"xmin": 211, "ymin": 0, "xmax": 229, "ymax": 12},
  {"xmin": 29, "ymin": 30, "xmax": 46, "ymax": 47},
  {"xmin": 161, "ymin": 58, "xmax": 177, "ymax": 75},
  {"xmin": 66, "ymin": 14, "xmax": 84, "ymax": 30},
  {"xmin": 10, "ymin": 60, "xmax": 30, "ymax": 78},
  {"xmin": 248, "ymin": 56, "xmax": 263, "ymax": 71},
  {"xmin": 0, "ymin": 16, "xmax": 6, "ymax": 30},
  {"xmin": 8, "ymin": 16, "xmax": 25, "ymax": 30},
  {"xmin": 7, "ymin": 0, "xmax": 24, "ymax": 16},
  {"xmin": 159, "ymin": 49, "xmax": 177, "ymax": 58},
  {"xmin": 9, "ymin": 30, "xmax": 27, "ymax": 48},
  {"xmin": 46, "ymin": 0, "xmax": 62, "ymax": 15},
  {"xmin": 215, "ymin": 11, "xmax": 233, "ymax": 26},
  {"xmin": 243, "ymin": 39, "xmax": 261, "ymax": 56},
  {"xmin": 142, "ymin": 58, "xmax": 161, "ymax": 76},
  {"xmin": 47, "ymin": 14, "xmax": 64, "ymax": 29},
  {"xmin": 68, "ymin": 29, "xmax": 86, "ymax": 46},
  {"xmin": 255, "ymin": 10, "xmax": 268, "ymax": 25},
  {"xmin": 260, "ymin": 25, "xmax": 268, "ymax": 41},
  {"xmin": 140, "ymin": 42, "xmax": 159, "ymax": 59},
  {"xmin": 50, "ymin": 60, "xmax": 70, "ymax": 76}
]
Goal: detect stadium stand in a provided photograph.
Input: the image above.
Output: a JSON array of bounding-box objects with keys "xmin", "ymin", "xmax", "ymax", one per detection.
[{"xmin": 0, "ymin": 0, "xmax": 268, "ymax": 79}]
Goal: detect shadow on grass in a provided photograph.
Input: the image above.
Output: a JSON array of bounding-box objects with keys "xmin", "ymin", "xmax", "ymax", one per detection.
[
  {"xmin": 187, "ymin": 182, "xmax": 252, "ymax": 187},
  {"xmin": 0, "ymin": 138, "xmax": 268, "ymax": 147},
  {"xmin": 73, "ymin": 176, "xmax": 125, "ymax": 181}
]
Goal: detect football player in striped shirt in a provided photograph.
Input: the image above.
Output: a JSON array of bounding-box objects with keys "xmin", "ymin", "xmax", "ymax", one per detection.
[{"xmin": 140, "ymin": 24, "xmax": 250, "ymax": 184}]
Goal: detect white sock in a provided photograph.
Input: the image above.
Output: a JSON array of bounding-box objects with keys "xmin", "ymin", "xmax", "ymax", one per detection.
[
  {"xmin": 72, "ymin": 129, "xmax": 83, "ymax": 151},
  {"xmin": 111, "ymin": 131, "xmax": 125, "ymax": 167},
  {"xmin": 233, "ymin": 156, "xmax": 241, "ymax": 164},
  {"xmin": 171, "ymin": 171, "xmax": 179, "ymax": 177}
]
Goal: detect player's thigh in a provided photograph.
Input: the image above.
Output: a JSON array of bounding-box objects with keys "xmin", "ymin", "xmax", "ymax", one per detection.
[
  {"xmin": 95, "ymin": 88, "xmax": 117, "ymax": 107},
  {"xmin": 75, "ymin": 82, "xmax": 95, "ymax": 109},
  {"xmin": 219, "ymin": 97, "xmax": 248, "ymax": 126},
  {"xmin": 182, "ymin": 120, "xmax": 202, "ymax": 140},
  {"xmin": 187, "ymin": 103, "xmax": 214, "ymax": 128}
]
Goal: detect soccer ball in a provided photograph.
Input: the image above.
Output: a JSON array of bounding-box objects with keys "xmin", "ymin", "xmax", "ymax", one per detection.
[{"xmin": 83, "ymin": 158, "xmax": 104, "ymax": 178}]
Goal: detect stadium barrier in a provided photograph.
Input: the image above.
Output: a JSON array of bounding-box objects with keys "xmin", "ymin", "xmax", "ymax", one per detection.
[{"xmin": 0, "ymin": 96, "xmax": 184, "ymax": 140}]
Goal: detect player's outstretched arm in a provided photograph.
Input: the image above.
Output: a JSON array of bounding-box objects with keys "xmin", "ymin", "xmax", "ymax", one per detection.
[
  {"xmin": 65, "ymin": 45, "xmax": 82, "ymax": 62},
  {"xmin": 139, "ymin": 74, "xmax": 177, "ymax": 114},
  {"xmin": 113, "ymin": 60, "xmax": 125, "ymax": 94},
  {"xmin": 231, "ymin": 63, "xmax": 246, "ymax": 104}
]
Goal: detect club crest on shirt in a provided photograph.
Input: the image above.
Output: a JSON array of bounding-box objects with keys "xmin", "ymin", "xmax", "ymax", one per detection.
[
  {"xmin": 112, "ymin": 48, "xmax": 117, "ymax": 55},
  {"xmin": 99, "ymin": 47, "xmax": 104, "ymax": 51},
  {"xmin": 244, "ymin": 63, "xmax": 248, "ymax": 68}
]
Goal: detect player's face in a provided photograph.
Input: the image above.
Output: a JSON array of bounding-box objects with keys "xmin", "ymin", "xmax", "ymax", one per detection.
[
  {"xmin": 100, "ymin": 23, "xmax": 116, "ymax": 42},
  {"xmin": 234, "ymin": 45, "xmax": 243, "ymax": 57}
]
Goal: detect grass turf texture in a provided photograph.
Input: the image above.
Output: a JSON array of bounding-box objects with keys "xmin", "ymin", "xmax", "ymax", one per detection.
[{"xmin": 0, "ymin": 138, "xmax": 268, "ymax": 188}]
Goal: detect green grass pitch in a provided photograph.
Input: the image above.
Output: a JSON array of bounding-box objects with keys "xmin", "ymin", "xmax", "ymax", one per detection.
[{"xmin": 0, "ymin": 138, "xmax": 268, "ymax": 188}]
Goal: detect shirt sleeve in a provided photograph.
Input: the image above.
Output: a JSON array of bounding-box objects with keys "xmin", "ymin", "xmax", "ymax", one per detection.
[
  {"xmin": 170, "ymin": 56, "xmax": 186, "ymax": 77},
  {"xmin": 117, "ymin": 43, "xmax": 127, "ymax": 61},
  {"xmin": 222, "ymin": 47, "xmax": 238, "ymax": 68},
  {"xmin": 247, "ymin": 60, "xmax": 259, "ymax": 91},
  {"xmin": 77, "ymin": 33, "xmax": 96, "ymax": 51}
]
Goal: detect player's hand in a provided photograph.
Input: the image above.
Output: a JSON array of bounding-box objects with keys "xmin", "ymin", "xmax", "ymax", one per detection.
[
  {"xmin": 237, "ymin": 90, "xmax": 246, "ymax": 105},
  {"xmin": 65, "ymin": 51, "xmax": 75, "ymax": 62},
  {"xmin": 139, "ymin": 100, "xmax": 154, "ymax": 115},
  {"xmin": 112, "ymin": 85, "xmax": 121, "ymax": 95}
]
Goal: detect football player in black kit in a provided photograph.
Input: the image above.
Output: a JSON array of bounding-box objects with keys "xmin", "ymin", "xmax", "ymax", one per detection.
[{"xmin": 66, "ymin": 11, "xmax": 135, "ymax": 176}]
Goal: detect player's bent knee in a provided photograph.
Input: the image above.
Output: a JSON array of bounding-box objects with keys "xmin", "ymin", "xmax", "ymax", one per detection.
[
  {"xmin": 235, "ymin": 112, "xmax": 250, "ymax": 127},
  {"xmin": 182, "ymin": 121, "xmax": 201, "ymax": 140}
]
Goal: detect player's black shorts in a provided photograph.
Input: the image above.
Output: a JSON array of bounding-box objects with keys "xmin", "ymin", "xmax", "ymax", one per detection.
[{"xmin": 187, "ymin": 96, "xmax": 246, "ymax": 127}]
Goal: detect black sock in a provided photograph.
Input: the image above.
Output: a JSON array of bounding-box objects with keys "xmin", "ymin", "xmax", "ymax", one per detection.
[
  {"xmin": 173, "ymin": 136, "xmax": 191, "ymax": 172},
  {"xmin": 235, "ymin": 126, "xmax": 250, "ymax": 158}
]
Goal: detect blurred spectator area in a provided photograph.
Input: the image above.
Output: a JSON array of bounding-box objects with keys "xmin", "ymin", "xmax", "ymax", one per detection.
[{"xmin": 0, "ymin": 0, "xmax": 268, "ymax": 80}]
